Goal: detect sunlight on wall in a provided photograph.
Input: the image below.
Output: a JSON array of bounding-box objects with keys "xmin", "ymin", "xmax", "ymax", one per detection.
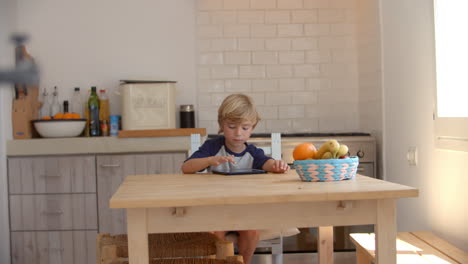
[{"xmin": 429, "ymin": 150, "xmax": 468, "ymax": 251}]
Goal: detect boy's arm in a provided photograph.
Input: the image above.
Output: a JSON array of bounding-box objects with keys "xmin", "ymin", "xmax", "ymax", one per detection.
[
  {"xmin": 181, "ymin": 155, "xmax": 236, "ymax": 174},
  {"xmin": 181, "ymin": 157, "xmax": 212, "ymax": 174},
  {"xmin": 262, "ymin": 159, "xmax": 290, "ymax": 173}
]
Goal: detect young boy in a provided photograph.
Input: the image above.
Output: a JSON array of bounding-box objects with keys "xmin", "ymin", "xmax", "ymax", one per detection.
[{"xmin": 181, "ymin": 93, "xmax": 289, "ymax": 264}]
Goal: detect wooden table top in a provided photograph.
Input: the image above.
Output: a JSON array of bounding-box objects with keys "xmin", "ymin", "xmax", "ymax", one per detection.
[{"xmin": 110, "ymin": 171, "xmax": 418, "ymax": 209}]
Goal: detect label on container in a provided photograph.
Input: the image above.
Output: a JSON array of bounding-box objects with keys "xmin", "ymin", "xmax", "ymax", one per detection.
[
  {"xmin": 110, "ymin": 115, "xmax": 119, "ymax": 136},
  {"xmin": 89, "ymin": 105, "xmax": 100, "ymax": 136},
  {"xmin": 101, "ymin": 120, "xmax": 109, "ymax": 136}
]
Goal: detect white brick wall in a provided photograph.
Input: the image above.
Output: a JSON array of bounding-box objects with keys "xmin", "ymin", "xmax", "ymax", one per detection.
[{"xmin": 196, "ymin": 0, "xmax": 373, "ymax": 134}]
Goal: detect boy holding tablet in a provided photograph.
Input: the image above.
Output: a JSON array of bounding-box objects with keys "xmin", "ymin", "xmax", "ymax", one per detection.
[{"xmin": 181, "ymin": 93, "xmax": 289, "ymax": 264}]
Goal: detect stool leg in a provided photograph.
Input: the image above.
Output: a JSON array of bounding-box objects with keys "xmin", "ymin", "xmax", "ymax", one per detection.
[
  {"xmin": 356, "ymin": 248, "xmax": 372, "ymax": 264},
  {"xmin": 216, "ymin": 240, "xmax": 235, "ymax": 259},
  {"xmin": 271, "ymin": 236, "xmax": 283, "ymax": 264}
]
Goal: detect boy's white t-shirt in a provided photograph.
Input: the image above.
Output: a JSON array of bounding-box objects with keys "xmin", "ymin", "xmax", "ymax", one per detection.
[{"xmin": 187, "ymin": 136, "xmax": 272, "ymax": 172}]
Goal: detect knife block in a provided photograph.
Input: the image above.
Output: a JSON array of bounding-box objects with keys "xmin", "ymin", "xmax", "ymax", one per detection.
[
  {"xmin": 12, "ymin": 85, "xmax": 40, "ymax": 139},
  {"xmin": 11, "ymin": 46, "xmax": 41, "ymax": 139}
]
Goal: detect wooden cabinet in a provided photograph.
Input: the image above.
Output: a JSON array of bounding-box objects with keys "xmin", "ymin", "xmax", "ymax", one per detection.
[
  {"xmin": 10, "ymin": 194, "xmax": 97, "ymax": 231},
  {"xmin": 8, "ymin": 155, "xmax": 97, "ymax": 264},
  {"xmin": 7, "ymin": 152, "xmax": 187, "ymax": 264},
  {"xmin": 96, "ymin": 152, "xmax": 186, "ymax": 234},
  {"xmin": 8, "ymin": 155, "xmax": 96, "ymax": 194},
  {"xmin": 10, "ymin": 231, "xmax": 96, "ymax": 264}
]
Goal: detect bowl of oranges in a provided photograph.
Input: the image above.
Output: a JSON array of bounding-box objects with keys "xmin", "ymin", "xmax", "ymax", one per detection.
[
  {"xmin": 292, "ymin": 140, "xmax": 359, "ymax": 182},
  {"xmin": 32, "ymin": 112, "xmax": 86, "ymax": 138}
]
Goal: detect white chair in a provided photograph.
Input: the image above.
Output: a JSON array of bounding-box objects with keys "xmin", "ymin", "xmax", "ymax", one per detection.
[{"xmin": 189, "ymin": 132, "xmax": 288, "ymax": 264}]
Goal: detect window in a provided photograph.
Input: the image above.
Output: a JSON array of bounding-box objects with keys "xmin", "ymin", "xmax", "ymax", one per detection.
[{"xmin": 433, "ymin": 0, "xmax": 468, "ymax": 152}]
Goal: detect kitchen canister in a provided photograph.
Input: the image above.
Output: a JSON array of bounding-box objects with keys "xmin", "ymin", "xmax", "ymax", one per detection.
[
  {"xmin": 180, "ymin": 104, "xmax": 195, "ymax": 128},
  {"xmin": 120, "ymin": 80, "xmax": 176, "ymax": 130}
]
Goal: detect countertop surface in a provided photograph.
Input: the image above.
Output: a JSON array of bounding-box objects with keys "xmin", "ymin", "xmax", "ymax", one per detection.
[{"xmin": 7, "ymin": 136, "xmax": 194, "ymax": 156}]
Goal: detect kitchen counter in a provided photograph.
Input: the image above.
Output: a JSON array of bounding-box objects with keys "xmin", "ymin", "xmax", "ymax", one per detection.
[{"xmin": 7, "ymin": 136, "xmax": 194, "ymax": 156}]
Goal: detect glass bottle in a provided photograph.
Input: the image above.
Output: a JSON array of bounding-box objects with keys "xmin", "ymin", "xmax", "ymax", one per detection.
[
  {"xmin": 84, "ymin": 89, "xmax": 90, "ymax": 136},
  {"xmin": 88, "ymin": 86, "xmax": 101, "ymax": 137},
  {"xmin": 39, "ymin": 88, "xmax": 51, "ymax": 118},
  {"xmin": 71, "ymin": 87, "xmax": 83, "ymax": 117},
  {"xmin": 99, "ymin": 89, "xmax": 110, "ymax": 136},
  {"xmin": 50, "ymin": 86, "xmax": 60, "ymax": 116},
  {"xmin": 63, "ymin": 100, "xmax": 69, "ymax": 113}
]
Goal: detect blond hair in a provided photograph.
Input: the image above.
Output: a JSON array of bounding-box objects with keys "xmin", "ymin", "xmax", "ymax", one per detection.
[{"xmin": 218, "ymin": 94, "xmax": 261, "ymax": 133}]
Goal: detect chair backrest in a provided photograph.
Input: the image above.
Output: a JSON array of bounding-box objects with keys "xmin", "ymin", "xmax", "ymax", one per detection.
[
  {"xmin": 190, "ymin": 133, "xmax": 203, "ymax": 156},
  {"xmin": 257, "ymin": 133, "xmax": 282, "ymax": 160}
]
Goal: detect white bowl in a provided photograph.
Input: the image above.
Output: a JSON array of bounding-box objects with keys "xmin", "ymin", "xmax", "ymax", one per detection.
[{"xmin": 32, "ymin": 119, "xmax": 86, "ymax": 138}]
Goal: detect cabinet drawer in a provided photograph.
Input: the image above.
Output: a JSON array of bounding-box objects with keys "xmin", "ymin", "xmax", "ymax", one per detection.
[
  {"xmin": 8, "ymin": 155, "xmax": 96, "ymax": 194},
  {"xmin": 10, "ymin": 194, "xmax": 97, "ymax": 231},
  {"xmin": 357, "ymin": 162, "xmax": 374, "ymax": 178},
  {"xmin": 10, "ymin": 230, "xmax": 96, "ymax": 264},
  {"xmin": 96, "ymin": 152, "xmax": 186, "ymax": 234}
]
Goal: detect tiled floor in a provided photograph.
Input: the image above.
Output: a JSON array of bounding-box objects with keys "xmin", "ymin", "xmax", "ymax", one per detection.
[{"xmin": 251, "ymin": 252, "xmax": 356, "ymax": 264}]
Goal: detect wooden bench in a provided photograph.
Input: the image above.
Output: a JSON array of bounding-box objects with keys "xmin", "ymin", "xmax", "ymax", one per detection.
[{"xmin": 350, "ymin": 231, "xmax": 467, "ymax": 264}]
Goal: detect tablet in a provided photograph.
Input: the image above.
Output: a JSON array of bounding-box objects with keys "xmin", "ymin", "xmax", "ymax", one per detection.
[{"xmin": 212, "ymin": 168, "xmax": 267, "ymax": 175}]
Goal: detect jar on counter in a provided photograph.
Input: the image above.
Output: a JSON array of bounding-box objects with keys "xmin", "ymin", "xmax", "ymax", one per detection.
[
  {"xmin": 180, "ymin": 105, "xmax": 195, "ymax": 128},
  {"xmin": 110, "ymin": 115, "xmax": 120, "ymax": 136}
]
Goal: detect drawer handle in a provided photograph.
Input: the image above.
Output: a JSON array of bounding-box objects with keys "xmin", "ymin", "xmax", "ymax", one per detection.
[
  {"xmin": 100, "ymin": 164, "xmax": 121, "ymax": 168},
  {"xmin": 357, "ymin": 168, "xmax": 365, "ymax": 172},
  {"xmin": 40, "ymin": 174, "xmax": 61, "ymax": 178},
  {"xmin": 41, "ymin": 210, "xmax": 63, "ymax": 215}
]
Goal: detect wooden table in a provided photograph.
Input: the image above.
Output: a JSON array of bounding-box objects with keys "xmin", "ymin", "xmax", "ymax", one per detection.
[{"xmin": 110, "ymin": 172, "xmax": 418, "ymax": 264}]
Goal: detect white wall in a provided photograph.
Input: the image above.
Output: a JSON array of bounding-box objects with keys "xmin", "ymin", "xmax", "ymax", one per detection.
[
  {"xmin": 380, "ymin": 0, "xmax": 467, "ymax": 251},
  {"xmin": 1, "ymin": 1, "xmax": 196, "ymax": 263},
  {"xmin": 15, "ymin": 0, "xmax": 197, "ymax": 120},
  {"xmin": 195, "ymin": 0, "xmax": 365, "ymax": 134},
  {"xmin": 0, "ymin": 0, "xmax": 16, "ymax": 262}
]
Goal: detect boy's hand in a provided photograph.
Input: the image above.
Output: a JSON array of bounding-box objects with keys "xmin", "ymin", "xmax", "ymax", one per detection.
[
  {"xmin": 208, "ymin": 155, "xmax": 236, "ymax": 166},
  {"xmin": 269, "ymin": 160, "xmax": 290, "ymax": 173}
]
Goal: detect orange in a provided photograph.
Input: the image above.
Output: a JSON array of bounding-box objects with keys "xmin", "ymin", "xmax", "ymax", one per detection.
[
  {"xmin": 293, "ymin": 142, "xmax": 317, "ymax": 160},
  {"xmin": 53, "ymin": 113, "xmax": 64, "ymax": 119},
  {"xmin": 42, "ymin": 116, "xmax": 52, "ymax": 120},
  {"xmin": 63, "ymin": 113, "xmax": 74, "ymax": 119},
  {"xmin": 71, "ymin": 113, "xmax": 81, "ymax": 119}
]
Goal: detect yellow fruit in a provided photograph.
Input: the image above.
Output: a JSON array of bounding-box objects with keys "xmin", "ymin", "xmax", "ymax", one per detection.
[
  {"xmin": 71, "ymin": 113, "xmax": 81, "ymax": 119},
  {"xmin": 293, "ymin": 143, "xmax": 317, "ymax": 160},
  {"xmin": 321, "ymin": 152, "xmax": 333, "ymax": 159},
  {"xmin": 335, "ymin": 144, "xmax": 349, "ymax": 158},
  {"xmin": 315, "ymin": 140, "xmax": 340, "ymax": 159},
  {"xmin": 42, "ymin": 116, "xmax": 52, "ymax": 120}
]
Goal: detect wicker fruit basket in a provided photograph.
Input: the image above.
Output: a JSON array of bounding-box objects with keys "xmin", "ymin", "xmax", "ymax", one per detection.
[{"xmin": 293, "ymin": 156, "xmax": 359, "ymax": 182}]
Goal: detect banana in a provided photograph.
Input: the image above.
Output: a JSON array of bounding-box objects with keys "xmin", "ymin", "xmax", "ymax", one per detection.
[
  {"xmin": 315, "ymin": 140, "xmax": 340, "ymax": 159},
  {"xmin": 321, "ymin": 152, "xmax": 333, "ymax": 159},
  {"xmin": 335, "ymin": 144, "xmax": 349, "ymax": 158}
]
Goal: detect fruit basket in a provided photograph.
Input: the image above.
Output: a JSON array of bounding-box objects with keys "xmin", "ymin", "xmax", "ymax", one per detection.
[{"xmin": 293, "ymin": 157, "xmax": 359, "ymax": 182}]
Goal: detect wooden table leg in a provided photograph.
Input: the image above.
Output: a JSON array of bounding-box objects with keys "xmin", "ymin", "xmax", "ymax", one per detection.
[
  {"xmin": 318, "ymin": 226, "xmax": 334, "ymax": 264},
  {"xmin": 375, "ymin": 199, "xmax": 396, "ymax": 264},
  {"xmin": 127, "ymin": 208, "xmax": 149, "ymax": 264}
]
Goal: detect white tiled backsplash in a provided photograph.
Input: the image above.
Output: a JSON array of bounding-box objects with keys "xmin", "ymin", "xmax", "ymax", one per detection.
[{"xmin": 195, "ymin": 0, "xmax": 381, "ymax": 136}]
